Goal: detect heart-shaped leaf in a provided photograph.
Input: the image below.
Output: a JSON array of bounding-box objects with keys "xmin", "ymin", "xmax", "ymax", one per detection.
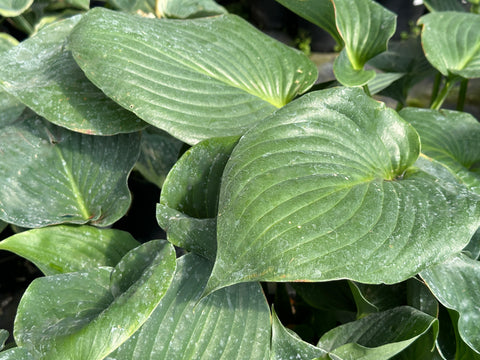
[
  {"xmin": 0, "ymin": 0, "xmax": 33, "ymax": 17},
  {"xmin": 14, "ymin": 240, "xmax": 176, "ymax": 360},
  {"xmin": 157, "ymin": 0, "xmax": 227, "ymax": 19},
  {"xmin": 0, "ymin": 16, "xmax": 147, "ymax": 135},
  {"xmin": 275, "ymin": 0, "xmax": 343, "ymax": 46},
  {"xmin": 400, "ymin": 107, "xmax": 480, "ymax": 195},
  {"xmin": 421, "ymin": 253, "xmax": 480, "ymax": 353},
  {"xmin": 205, "ymin": 87, "xmax": 480, "ymax": 293},
  {"xmin": 0, "ymin": 225, "xmax": 140, "ymax": 275},
  {"xmin": 68, "ymin": 8, "xmax": 318, "ymax": 144},
  {"xmin": 419, "ymin": 12, "xmax": 480, "ymax": 79},
  {"xmin": 108, "ymin": 253, "xmax": 271, "ymax": 360},
  {"xmin": 318, "ymin": 306, "xmax": 438, "ymax": 360},
  {"xmin": 157, "ymin": 136, "xmax": 238, "ymax": 259},
  {"xmin": 0, "ymin": 110, "xmax": 141, "ymax": 228}
]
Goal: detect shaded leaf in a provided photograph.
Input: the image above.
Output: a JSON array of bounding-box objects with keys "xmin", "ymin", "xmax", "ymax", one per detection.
[
  {"xmin": 157, "ymin": 136, "xmax": 238, "ymax": 259},
  {"xmin": 421, "ymin": 253, "xmax": 480, "ymax": 354},
  {"xmin": 0, "ymin": 221, "xmax": 7, "ymax": 234},
  {"xmin": 0, "ymin": 33, "xmax": 19, "ymax": 50},
  {"xmin": 135, "ymin": 127, "xmax": 184, "ymax": 188},
  {"xmin": 292, "ymin": 281, "xmax": 356, "ymax": 313},
  {"xmin": 333, "ymin": 50, "xmax": 376, "ymax": 87},
  {"xmin": 271, "ymin": 309, "xmax": 327, "ymax": 360},
  {"xmin": 423, "ymin": 0, "xmax": 466, "ymax": 12},
  {"xmin": 0, "ymin": 111, "xmax": 141, "ymax": 228},
  {"xmin": 406, "ymin": 278, "xmax": 438, "ymax": 318},
  {"xmin": 0, "ymin": 0, "xmax": 33, "ymax": 17},
  {"xmin": 419, "ymin": 12, "xmax": 480, "ymax": 78},
  {"xmin": 367, "ymin": 72, "xmax": 405, "ymax": 95},
  {"xmin": 0, "ymin": 15, "xmax": 147, "ymax": 135},
  {"xmin": 464, "ymin": 228, "xmax": 480, "ymax": 260},
  {"xmin": 0, "ymin": 330, "xmax": 8, "ymax": 351},
  {"xmin": 275, "ymin": 0, "xmax": 343, "ymax": 46},
  {"xmin": 68, "ymin": 8, "xmax": 317, "ymax": 144},
  {"xmin": 205, "ymin": 87, "xmax": 480, "ymax": 293},
  {"xmin": 318, "ymin": 306, "xmax": 438, "ymax": 360},
  {"xmin": 157, "ymin": 0, "xmax": 227, "ymax": 19},
  {"xmin": 108, "ymin": 253, "xmax": 271, "ymax": 360},
  {"xmin": 108, "ymin": 0, "xmax": 155, "ymax": 15},
  {"xmin": 0, "ymin": 225, "xmax": 140, "ymax": 275},
  {"xmin": 14, "ymin": 240, "xmax": 176, "ymax": 360}
]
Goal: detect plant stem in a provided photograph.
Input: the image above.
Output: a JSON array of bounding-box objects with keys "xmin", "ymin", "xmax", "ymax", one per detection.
[
  {"xmin": 457, "ymin": 78, "xmax": 468, "ymax": 111},
  {"xmin": 11, "ymin": 15, "xmax": 34, "ymax": 35},
  {"xmin": 430, "ymin": 77, "xmax": 457, "ymax": 110},
  {"xmin": 429, "ymin": 72, "xmax": 442, "ymax": 107},
  {"xmin": 363, "ymin": 84, "xmax": 371, "ymax": 97}
]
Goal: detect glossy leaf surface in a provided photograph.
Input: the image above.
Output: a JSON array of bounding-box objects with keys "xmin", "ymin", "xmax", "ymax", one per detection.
[
  {"xmin": 0, "ymin": 16, "xmax": 146, "ymax": 135},
  {"xmin": 14, "ymin": 240, "xmax": 176, "ymax": 360},
  {"xmin": 69, "ymin": 8, "xmax": 317, "ymax": 144},
  {"xmin": 206, "ymin": 87, "xmax": 480, "ymax": 292},
  {"xmin": 419, "ymin": 12, "xmax": 480, "ymax": 78},
  {"xmin": 157, "ymin": 0, "xmax": 227, "ymax": 18},
  {"xmin": 421, "ymin": 253, "xmax": 480, "ymax": 353},
  {"xmin": 108, "ymin": 253, "xmax": 271, "ymax": 360},
  {"xmin": 0, "ymin": 0, "xmax": 33, "ymax": 17},
  {"xmin": 0, "ymin": 111, "xmax": 141, "ymax": 227},
  {"xmin": 0, "ymin": 225, "xmax": 140, "ymax": 275}
]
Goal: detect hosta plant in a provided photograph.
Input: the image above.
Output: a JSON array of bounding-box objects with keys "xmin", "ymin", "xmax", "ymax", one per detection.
[{"xmin": 1, "ymin": 0, "xmax": 480, "ymax": 359}]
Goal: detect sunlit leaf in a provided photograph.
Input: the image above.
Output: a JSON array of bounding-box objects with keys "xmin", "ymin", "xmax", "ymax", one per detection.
[
  {"xmin": 108, "ymin": 253, "xmax": 271, "ymax": 360},
  {"xmin": 0, "ymin": 111, "xmax": 141, "ymax": 228},
  {"xmin": 14, "ymin": 240, "xmax": 176, "ymax": 360},
  {"xmin": 419, "ymin": 12, "xmax": 480, "ymax": 78},
  {"xmin": 0, "ymin": 0, "xmax": 33, "ymax": 17},
  {"xmin": 0, "ymin": 225, "xmax": 140, "ymax": 275},
  {"xmin": 157, "ymin": 0, "xmax": 226, "ymax": 19},
  {"xmin": 68, "ymin": 8, "xmax": 317, "ymax": 144},
  {"xmin": 0, "ymin": 16, "xmax": 147, "ymax": 135},
  {"xmin": 205, "ymin": 87, "xmax": 480, "ymax": 293}
]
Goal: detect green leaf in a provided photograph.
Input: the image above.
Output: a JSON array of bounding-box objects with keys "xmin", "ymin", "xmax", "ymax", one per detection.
[
  {"xmin": 14, "ymin": 240, "xmax": 176, "ymax": 360},
  {"xmin": 418, "ymin": 12, "xmax": 480, "ymax": 79},
  {"xmin": 271, "ymin": 309, "xmax": 327, "ymax": 360},
  {"xmin": 0, "ymin": 220, "xmax": 7, "ymax": 234},
  {"xmin": 68, "ymin": 8, "xmax": 318, "ymax": 144},
  {"xmin": 135, "ymin": 127, "xmax": 184, "ymax": 188},
  {"xmin": 464, "ymin": 228, "xmax": 480, "ymax": 260},
  {"xmin": 157, "ymin": 136, "xmax": 238, "ymax": 259},
  {"xmin": 0, "ymin": 348, "xmax": 34, "ymax": 360},
  {"xmin": 399, "ymin": 107, "xmax": 480, "ymax": 195},
  {"xmin": 406, "ymin": 278, "xmax": 438, "ymax": 318},
  {"xmin": 0, "ymin": 16, "xmax": 147, "ymax": 135},
  {"xmin": 205, "ymin": 87, "xmax": 480, "ymax": 293},
  {"xmin": 318, "ymin": 306, "xmax": 438, "ymax": 360},
  {"xmin": 108, "ymin": 0, "xmax": 155, "ymax": 15},
  {"xmin": 275, "ymin": 0, "xmax": 343, "ymax": 46},
  {"xmin": 0, "ymin": 111, "xmax": 141, "ymax": 228},
  {"xmin": 349, "ymin": 282, "xmax": 407, "ymax": 316},
  {"xmin": 423, "ymin": 0, "xmax": 466, "ymax": 12},
  {"xmin": 333, "ymin": 50, "xmax": 376, "ymax": 87},
  {"xmin": 157, "ymin": 0, "xmax": 227, "ymax": 19},
  {"xmin": 332, "ymin": 0, "xmax": 396, "ymax": 71},
  {"xmin": 0, "ymin": 33, "xmax": 18, "ymax": 50},
  {"xmin": 0, "ymin": 0, "xmax": 33, "ymax": 17},
  {"xmin": 0, "ymin": 225, "xmax": 140, "ymax": 275},
  {"xmin": 292, "ymin": 281, "xmax": 356, "ymax": 313},
  {"xmin": 421, "ymin": 253, "xmax": 480, "ymax": 354},
  {"xmin": 0, "ymin": 330, "xmax": 8, "ymax": 351},
  {"xmin": 367, "ymin": 72, "xmax": 405, "ymax": 95},
  {"xmin": 108, "ymin": 253, "xmax": 271, "ymax": 360}
]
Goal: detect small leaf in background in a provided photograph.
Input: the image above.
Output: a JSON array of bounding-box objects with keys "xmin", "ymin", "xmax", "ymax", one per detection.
[
  {"xmin": 0, "ymin": 0, "xmax": 33, "ymax": 17},
  {"xmin": 0, "ymin": 111, "xmax": 141, "ymax": 228},
  {"xmin": 0, "ymin": 225, "xmax": 140, "ymax": 275},
  {"xmin": 317, "ymin": 306, "xmax": 438, "ymax": 360},
  {"xmin": 406, "ymin": 278, "xmax": 438, "ymax": 318},
  {"xmin": 448, "ymin": 310, "xmax": 480, "ymax": 360},
  {"xmin": 275, "ymin": 0, "xmax": 343, "ymax": 46},
  {"xmin": 108, "ymin": 253, "xmax": 271, "ymax": 360},
  {"xmin": 205, "ymin": 87, "xmax": 480, "ymax": 293},
  {"xmin": 423, "ymin": 0, "xmax": 466, "ymax": 12},
  {"xmin": 419, "ymin": 12, "xmax": 480, "ymax": 79},
  {"xmin": 421, "ymin": 253, "xmax": 480, "ymax": 354},
  {"xmin": 332, "ymin": 0, "xmax": 396, "ymax": 86},
  {"xmin": 0, "ymin": 33, "xmax": 19, "ymax": 49},
  {"xmin": 68, "ymin": 8, "xmax": 317, "ymax": 144},
  {"xmin": 0, "ymin": 15, "xmax": 147, "ymax": 135},
  {"xmin": 156, "ymin": 0, "xmax": 227, "ymax": 19},
  {"xmin": 108, "ymin": 0, "xmax": 155, "ymax": 15},
  {"xmin": 349, "ymin": 282, "xmax": 407, "ymax": 317},
  {"xmin": 400, "ymin": 107, "xmax": 480, "ymax": 195},
  {"xmin": 271, "ymin": 309, "xmax": 327, "ymax": 360},
  {"xmin": 366, "ymin": 72, "xmax": 405, "ymax": 95},
  {"xmin": 0, "ymin": 329, "xmax": 8, "ymax": 351},
  {"xmin": 157, "ymin": 136, "xmax": 238, "ymax": 260},
  {"xmin": 464, "ymin": 228, "xmax": 480, "ymax": 260},
  {"xmin": 14, "ymin": 240, "xmax": 176, "ymax": 360},
  {"xmin": 135, "ymin": 127, "xmax": 184, "ymax": 188}
]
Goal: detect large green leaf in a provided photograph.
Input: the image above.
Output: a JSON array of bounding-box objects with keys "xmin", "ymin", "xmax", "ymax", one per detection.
[
  {"xmin": 68, "ymin": 8, "xmax": 318, "ymax": 144},
  {"xmin": 419, "ymin": 12, "xmax": 480, "ymax": 79},
  {"xmin": 332, "ymin": 0, "xmax": 396, "ymax": 86},
  {"xmin": 318, "ymin": 306, "xmax": 438, "ymax": 360},
  {"xmin": 399, "ymin": 108, "xmax": 480, "ymax": 195},
  {"xmin": 0, "ymin": 225, "xmax": 140, "ymax": 275},
  {"xmin": 0, "ymin": 348, "xmax": 33, "ymax": 360},
  {"xmin": 157, "ymin": 0, "xmax": 227, "ymax": 18},
  {"xmin": 108, "ymin": 253, "xmax": 271, "ymax": 360},
  {"xmin": 0, "ymin": 16, "xmax": 147, "ymax": 135},
  {"xmin": 275, "ymin": 0, "xmax": 342, "ymax": 46},
  {"xmin": 0, "ymin": 111, "xmax": 141, "ymax": 228},
  {"xmin": 157, "ymin": 136, "xmax": 238, "ymax": 259},
  {"xmin": 0, "ymin": 0, "xmax": 33, "ymax": 17},
  {"xmin": 205, "ymin": 87, "xmax": 480, "ymax": 293},
  {"xmin": 135, "ymin": 127, "xmax": 184, "ymax": 188},
  {"xmin": 14, "ymin": 240, "xmax": 176, "ymax": 360},
  {"xmin": 421, "ymin": 253, "xmax": 480, "ymax": 354}
]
